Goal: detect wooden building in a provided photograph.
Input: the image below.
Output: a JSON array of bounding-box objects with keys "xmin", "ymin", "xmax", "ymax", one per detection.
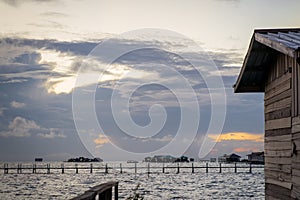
[
  {"xmin": 234, "ymin": 28, "xmax": 300, "ymax": 199},
  {"xmin": 218, "ymin": 153, "xmax": 241, "ymax": 163},
  {"xmin": 247, "ymin": 152, "xmax": 264, "ymax": 164}
]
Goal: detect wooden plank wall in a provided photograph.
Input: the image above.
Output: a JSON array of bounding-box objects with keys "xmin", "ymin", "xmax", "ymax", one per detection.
[
  {"xmin": 265, "ymin": 53, "xmax": 293, "ymax": 200},
  {"xmin": 292, "ymin": 51, "xmax": 300, "ymax": 199}
]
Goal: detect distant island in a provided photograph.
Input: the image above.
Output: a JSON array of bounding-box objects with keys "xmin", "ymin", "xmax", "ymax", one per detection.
[
  {"xmin": 66, "ymin": 157, "xmax": 103, "ymax": 162},
  {"xmin": 144, "ymin": 155, "xmax": 194, "ymax": 163}
]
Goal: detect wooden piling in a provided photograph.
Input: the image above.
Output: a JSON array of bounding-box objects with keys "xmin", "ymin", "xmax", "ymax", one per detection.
[
  {"xmin": 219, "ymin": 163, "xmax": 222, "ymax": 173},
  {"xmin": 162, "ymin": 163, "xmax": 165, "ymax": 173},
  {"xmin": 33, "ymin": 164, "xmax": 36, "ymax": 174},
  {"xmin": 134, "ymin": 163, "xmax": 137, "ymax": 174},
  {"xmin": 17, "ymin": 163, "xmax": 22, "ymax": 174},
  {"xmin": 47, "ymin": 164, "xmax": 50, "ymax": 174},
  {"xmin": 147, "ymin": 163, "xmax": 150, "ymax": 177},
  {"xmin": 61, "ymin": 163, "xmax": 64, "ymax": 174},
  {"xmin": 75, "ymin": 164, "xmax": 78, "ymax": 174},
  {"xmin": 192, "ymin": 163, "xmax": 194, "ymax": 173},
  {"xmin": 105, "ymin": 163, "xmax": 108, "ymax": 174},
  {"xmin": 234, "ymin": 163, "xmax": 237, "ymax": 173},
  {"xmin": 120, "ymin": 163, "xmax": 122, "ymax": 174},
  {"xmin": 90, "ymin": 163, "xmax": 93, "ymax": 174},
  {"xmin": 177, "ymin": 163, "xmax": 180, "ymax": 174},
  {"xmin": 4, "ymin": 163, "xmax": 8, "ymax": 174},
  {"xmin": 249, "ymin": 163, "xmax": 252, "ymax": 173},
  {"xmin": 206, "ymin": 163, "xmax": 208, "ymax": 173}
]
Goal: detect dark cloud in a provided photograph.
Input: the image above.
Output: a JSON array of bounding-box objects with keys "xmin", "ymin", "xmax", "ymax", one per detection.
[
  {"xmin": 0, "ymin": 38, "xmax": 98, "ymax": 56},
  {"xmin": 13, "ymin": 52, "xmax": 41, "ymax": 65},
  {"xmin": 0, "ymin": 36, "xmax": 264, "ymax": 161}
]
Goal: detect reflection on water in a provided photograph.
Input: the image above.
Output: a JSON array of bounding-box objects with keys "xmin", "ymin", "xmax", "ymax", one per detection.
[{"xmin": 0, "ymin": 162, "xmax": 264, "ymax": 199}]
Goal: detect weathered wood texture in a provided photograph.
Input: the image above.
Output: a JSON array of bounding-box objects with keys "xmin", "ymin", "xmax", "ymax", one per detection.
[
  {"xmin": 264, "ymin": 54, "xmax": 294, "ymax": 200},
  {"xmin": 70, "ymin": 181, "xmax": 118, "ymax": 200},
  {"xmin": 265, "ymin": 183, "xmax": 292, "ymax": 200},
  {"xmin": 292, "ymin": 51, "xmax": 300, "ymax": 117},
  {"xmin": 292, "ymin": 116, "xmax": 300, "ymax": 199}
]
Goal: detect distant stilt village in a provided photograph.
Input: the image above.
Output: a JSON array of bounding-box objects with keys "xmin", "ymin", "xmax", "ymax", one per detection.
[{"xmin": 143, "ymin": 151, "xmax": 264, "ymax": 164}]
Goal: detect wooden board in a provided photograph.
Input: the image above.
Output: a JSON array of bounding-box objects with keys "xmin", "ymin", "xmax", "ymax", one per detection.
[
  {"xmin": 265, "ymin": 169, "xmax": 291, "ymax": 183},
  {"xmin": 265, "ymin": 141, "xmax": 291, "ymax": 150},
  {"xmin": 292, "ymin": 176, "xmax": 300, "ymax": 189},
  {"xmin": 265, "ymin": 89, "xmax": 291, "ymax": 107},
  {"xmin": 265, "ymin": 96, "xmax": 291, "ymax": 114},
  {"xmin": 265, "ymin": 163, "xmax": 291, "ymax": 174},
  {"xmin": 265, "ymin": 157, "xmax": 291, "ymax": 165},
  {"xmin": 265, "ymin": 149, "xmax": 291, "ymax": 158},
  {"xmin": 265, "ymin": 72, "xmax": 291, "ymax": 93},
  {"xmin": 265, "ymin": 77, "xmax": 291, "ymax": 101},
  {"xmin": 265, "ymin": 117, "xmax": 291, "ymax": 131},
  {"xmin": 265, "ymin": 195, "xmax": 282, "ymax": 200},
  {"xmin": 292, "ymin": 132, "xmax": 300, "ymax": 140},
  {"xmin": 265, "ymin": 183, "xmax": 292, "ymax": 200},
  {"xmin": 265, "ymin": 107, "xmax": 291, "ymax": 121},
  {"xmin": 292, "ymin": 124, "xmax": 300, "ymax": 134},
  {"xmin": 265, "ymin": 178, "xmax": 292, "ymax": 190},
  {"xmin": 265, "ymin": 134, "xmax": 291, "ymax": 142},
  {"xmin": 291, "ymin": 162, "xmax": 300, "ymax": 170},
  {"xmin": 265, "ymin": 128, "xmax": 291, "ymax": 137},
  {"xmin": 292, "ymin": 169, "xmax": 300, "ymax": 177},
  {"xmin": 291, "ymin": 185, "xmax": 300, "ymax": 200}
]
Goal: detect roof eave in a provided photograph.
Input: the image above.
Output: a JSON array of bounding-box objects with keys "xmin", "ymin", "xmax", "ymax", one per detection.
[
  {"xmin": 255, "ymin": 33, "xmax": 295, "ymax": 58},
  {"xmin": 234, "ymin": 36, "xmax": 255, "ymax": 93}
]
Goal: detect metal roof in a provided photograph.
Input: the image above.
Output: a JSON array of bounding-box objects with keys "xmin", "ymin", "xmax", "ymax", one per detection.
[{"xmin": 234, "ymin": 28, "xmax": 300, "ymax": 93}]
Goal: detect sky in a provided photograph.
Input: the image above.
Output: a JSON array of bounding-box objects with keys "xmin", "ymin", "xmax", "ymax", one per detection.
[{"xmin": 0, "ymin": 0, "xmax": 299, "ymax": 161}]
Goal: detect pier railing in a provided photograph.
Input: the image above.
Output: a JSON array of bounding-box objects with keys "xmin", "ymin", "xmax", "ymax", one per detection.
[
  {"xmin": 70, "ymin": 181, "xmax": 118, "ymax": 200},
  {"xmin": 1, "ymin": 162, "xmax": 264, "ymax": 174}
]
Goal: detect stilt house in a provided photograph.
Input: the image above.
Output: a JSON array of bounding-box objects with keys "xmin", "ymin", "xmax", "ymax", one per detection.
[{"xmin": 234, "ymin": 28, "xmax": 300, "ymax": 199}]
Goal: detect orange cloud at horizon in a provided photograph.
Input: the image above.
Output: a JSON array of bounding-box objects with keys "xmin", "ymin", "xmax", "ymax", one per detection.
[
  {"xmin": 234, "ymin": 147, "xmax": 261, "ymax": 153},
  {"xmin": 208, "ymin": 132, "xmax": 264, "ymax": 142}
]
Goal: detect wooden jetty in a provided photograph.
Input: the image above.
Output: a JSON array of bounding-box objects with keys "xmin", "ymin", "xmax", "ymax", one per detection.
[
  {"xmin": 234, "ymin": 28, "xmax": 300, "ymax": 199},
  {"xmin": 1, "ymin": 162, "xmax": 263, "ymax": 174},
  {"xmin": 70, "ymin": 181, "xmax": 118, "ymax": 200}
]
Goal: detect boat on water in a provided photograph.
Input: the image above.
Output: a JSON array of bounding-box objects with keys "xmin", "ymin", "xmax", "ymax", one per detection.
[{"xmin": 35, "ymin": 158, "xmax": 43, "ymax": 162}]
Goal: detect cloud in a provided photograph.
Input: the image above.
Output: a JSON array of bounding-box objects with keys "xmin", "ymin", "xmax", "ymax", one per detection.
[
  {"xmin": 0, "ymin": 37, "xmax": 243, "ymax": 98},
  {"xmin": 40, "ymin": 12, "xmax": 68, "ymax": 18},
  {"xmin": 0, "ymin": 116, "xmax": 40, "ymax": 137},
  {"xmin": 94, "ymin": 134, "xmax": 110, "ymax": 147},
  {"xmin": 2, "ymin": 0, "xmax": 58, "ymax": 7},
  {"xmin": 0, "ymin": 79, "xmax": 28, "ymax": 84},
  {"xmin": 37, "ymin": 128, "xmax": 66, "ymax": 139},
  {"xmin": 0, "ymin": 107, "xmax": 5, "ymax": 116},
  {"xmin": 10, "ymin": 101, "xmax": 26, "ymax": 108},
  {"xmin": 0, "ymin": 116, "xmax": 66, "ymax": 138},
  {"xmin": 13, "ymin": 52, "xmax": 41, "ymax": 65},
  {"xmin": 234, "ymin": 147, "xmax": 260, "ymax": 153},
  {"xmin": 209, "ymin": 132, "xmax": 264, "ymax": 142}
]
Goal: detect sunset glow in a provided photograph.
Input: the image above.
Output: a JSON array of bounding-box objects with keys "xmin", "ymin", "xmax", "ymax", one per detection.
[{"xmin": 209, "ymin": 132, "xmax": 264, "ymax": 142}]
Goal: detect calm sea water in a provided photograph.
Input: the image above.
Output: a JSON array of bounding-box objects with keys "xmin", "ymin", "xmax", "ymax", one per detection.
[{"xmin": 0, "ymin": 162, "xmax": 264, "ymax": 200}]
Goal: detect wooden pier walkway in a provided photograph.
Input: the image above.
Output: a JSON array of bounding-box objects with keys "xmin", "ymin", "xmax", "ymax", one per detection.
[
  {"xmin": 1, "ymin": 162, "xmax": 264, "ymax": 175},
  {"xmin": 70, "ymin": 181, "xmax": 118, "ymax": 200}
]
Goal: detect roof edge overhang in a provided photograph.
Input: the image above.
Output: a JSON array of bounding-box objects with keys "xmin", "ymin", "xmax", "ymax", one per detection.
[
  {"xmin": 234, "ymin": 28, "xmax": 300, "ymax": 93},
  {"xmin": 233, "ymin": 35, "xmax": 256, "ymax": 93}
]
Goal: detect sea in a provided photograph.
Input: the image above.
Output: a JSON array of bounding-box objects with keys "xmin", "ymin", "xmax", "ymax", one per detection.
[{"xmin": 0, "ymin": 162, "xmax": 265, "ymax": 200}]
